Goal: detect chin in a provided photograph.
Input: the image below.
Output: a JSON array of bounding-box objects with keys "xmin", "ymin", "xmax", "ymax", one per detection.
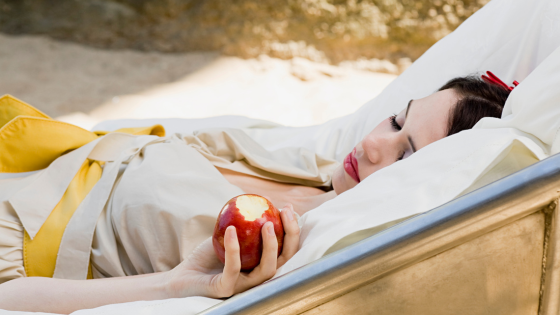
[{"xmin": 332, "ymin": 166, "xmax": 355, "ymax": 195}]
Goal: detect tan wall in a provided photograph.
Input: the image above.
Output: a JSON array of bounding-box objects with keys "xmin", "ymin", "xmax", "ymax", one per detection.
[{"xmin": 0, "ymin": 0, "xmax": 488, "ymax": 63}]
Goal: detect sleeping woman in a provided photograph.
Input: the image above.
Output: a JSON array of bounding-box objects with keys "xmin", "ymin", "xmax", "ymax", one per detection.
[{"xmin": 0, "ymin": 75, "xmax": 511, "ymax": 313}]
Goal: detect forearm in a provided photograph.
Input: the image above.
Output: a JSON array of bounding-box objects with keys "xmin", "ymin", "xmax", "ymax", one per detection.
[{"xmin": 0, "ymin": 273, "xmax": 170, "ymax": 314}]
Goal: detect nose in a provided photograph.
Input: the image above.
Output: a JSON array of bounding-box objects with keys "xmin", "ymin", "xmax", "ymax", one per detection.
[{"xmin": 361, "ymin": 132, "xmax": 396, "ymax": 165}]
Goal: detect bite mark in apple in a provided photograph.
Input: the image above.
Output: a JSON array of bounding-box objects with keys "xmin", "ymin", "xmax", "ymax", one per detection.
[{"xmin": 236, "ymin": 195, "xmax": 268, "ymax": 221}]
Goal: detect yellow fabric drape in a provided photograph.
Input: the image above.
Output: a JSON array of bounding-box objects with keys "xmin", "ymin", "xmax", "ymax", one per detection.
[
  {"xmin": 23, "ymin": 159, "xmax": 103, "ymax": 278},
  {"xmin": 94, "ymin": 125, "xmax": 165, "ymax": 137},
  {"xmin": 0, "ymin": 94, "xmax": 165, "ymax": 278},
  {"xmin": 0, "ymin": 94, "xmax": 49, "ymax": 127},
  {"xmin": 0, "ymin": 95, "xmax": 165, "ymax": 173},
  {"xmin": 0, "ymin": 116, "xmax": 99, "ymax": 173}
]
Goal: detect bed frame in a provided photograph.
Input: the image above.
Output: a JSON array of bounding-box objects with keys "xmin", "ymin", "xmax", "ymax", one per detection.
[{"xmin": 200, "ymin": 153, "xmax": 560, "ymax": 315}]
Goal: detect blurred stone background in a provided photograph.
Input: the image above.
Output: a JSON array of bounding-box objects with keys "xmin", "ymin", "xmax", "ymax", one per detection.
[
  {"xmin": 0, "ymin": 0, "xmax": 489, "ymax": 128},
  {"xmin": 0, "ymin": 0, "xmax": 488, "ymax": 65}
]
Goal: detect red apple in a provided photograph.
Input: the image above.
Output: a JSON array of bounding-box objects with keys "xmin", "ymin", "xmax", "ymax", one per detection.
[{"xmin": 212, "ymin": 194, "xmax": 284, "ymax": 270}]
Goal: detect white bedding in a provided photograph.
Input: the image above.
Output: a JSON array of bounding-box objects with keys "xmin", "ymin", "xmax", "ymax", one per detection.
[{"xmin": 4, "ymin": 0, "xmax": 560, "ymax": 314}]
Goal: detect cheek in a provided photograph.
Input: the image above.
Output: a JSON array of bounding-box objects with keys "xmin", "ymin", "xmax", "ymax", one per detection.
[
  {"xmin": 358, "ymin": 164, "xmax": 377, "ymax": 182},
  {"xmin": 375, "ymin": 118, "xmax": 394, "ymax": 133},
  {"xmin": 358, "ymin": 158, "xmax": 395, "ymax": 182}
]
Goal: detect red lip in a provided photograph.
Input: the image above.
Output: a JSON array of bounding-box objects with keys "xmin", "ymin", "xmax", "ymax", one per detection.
[{"xmin": 343, "ymin": 148, "xmax": 360, "ymax": 183}]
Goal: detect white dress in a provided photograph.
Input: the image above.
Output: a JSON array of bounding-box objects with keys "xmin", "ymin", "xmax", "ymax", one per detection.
[{"xmin": 0, "ymin": 128, "xmax": 339, "ymax": 282}]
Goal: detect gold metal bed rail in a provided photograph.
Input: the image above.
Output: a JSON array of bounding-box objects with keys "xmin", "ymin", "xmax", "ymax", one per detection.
[{"xmin": 200, "ymin": 153, "xmax": 560, "ymax": 315}]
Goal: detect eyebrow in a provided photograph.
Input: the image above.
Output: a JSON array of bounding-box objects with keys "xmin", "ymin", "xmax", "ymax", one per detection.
[
  {"xmin": 408, "ymin": 135, "xmax": 417, "ymax": 153},
  {"xmin": 405, "ymin": 99, "xmax": 417, "ymax": 153},
  {"xmin": 405, "ymin": 99, "xmax": 413, "ymax": 117}
]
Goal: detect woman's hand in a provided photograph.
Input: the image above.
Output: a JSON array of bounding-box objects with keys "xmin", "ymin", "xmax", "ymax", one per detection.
[
  {"xmin": 164, "ymin": 204, "xmax": 300, "ymax": 299},
  {"xmin": 0, "ymin": 204, "xmax": 298, "ymax": 314}
]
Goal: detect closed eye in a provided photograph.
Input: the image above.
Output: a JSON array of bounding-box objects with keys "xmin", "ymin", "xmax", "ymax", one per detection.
[{"xmin": 390, "ymin": 115, "xmax": 402, "ymax": 131}]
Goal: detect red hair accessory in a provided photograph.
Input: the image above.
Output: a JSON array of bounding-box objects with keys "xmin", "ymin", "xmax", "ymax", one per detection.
[{"xmin": 481, "ymin": 71, "xmax": 519, "ymax": 91}]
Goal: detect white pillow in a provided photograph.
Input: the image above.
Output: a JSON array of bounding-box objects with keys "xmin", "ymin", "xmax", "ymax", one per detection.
[{"xmin": 278, "ymin": 45, "xmax": 560, "ymax": 275}]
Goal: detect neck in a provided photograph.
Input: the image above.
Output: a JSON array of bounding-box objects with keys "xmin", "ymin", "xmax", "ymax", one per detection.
[
  {"xmin": 290, "ymin": 190, "xmax": 337, "ymax": 216},
  {"xmin": 218, "ymin": 168, "xmax": 337, "ymax": 216}
]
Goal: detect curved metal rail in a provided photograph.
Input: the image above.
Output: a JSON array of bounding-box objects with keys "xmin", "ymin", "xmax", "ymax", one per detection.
[{"xmin": 200, "ymin": 153, "xmax": 560, "ymax": 315}]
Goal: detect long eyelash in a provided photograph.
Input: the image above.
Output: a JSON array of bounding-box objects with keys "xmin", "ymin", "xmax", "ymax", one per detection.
[
  {"xmin": 390, "ymin": 115, "xmax": 402, "ymax": 131},
  {"xmin": 391, "ymin": 115, "xmax": 404, "ymax": 161}
]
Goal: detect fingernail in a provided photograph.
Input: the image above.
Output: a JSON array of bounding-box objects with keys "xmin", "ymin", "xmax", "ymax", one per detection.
[
  {"xmin": 267, "ymin": 222, "xmax": 275, "ymax": 236},
  {"xmin": 228, "ymin": 226, "xmax": 237, "ymax": 239},
  {"xmin": 286, "ymin": 207, "xmax": 294, "ymax": 221}
]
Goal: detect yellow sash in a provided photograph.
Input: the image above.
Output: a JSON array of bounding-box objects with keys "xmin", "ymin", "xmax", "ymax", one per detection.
[{"xmin": 0, "ymin": 95, "xmax": 165, "ymax": 278}]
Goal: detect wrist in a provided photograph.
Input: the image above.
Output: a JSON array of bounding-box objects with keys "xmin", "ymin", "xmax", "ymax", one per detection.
[
  {"xmin": 161, "ymin": 268, "xmax": 201, "ymax": 299},
  {"xmin": 157, "ymin": 271, "xmax": 178, "ymax": 299}
]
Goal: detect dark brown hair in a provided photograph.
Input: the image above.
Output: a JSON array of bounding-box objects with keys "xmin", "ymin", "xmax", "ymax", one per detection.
[{"xmin": 439, "ymin": 75, "xmax": 510, "ymax": 136}]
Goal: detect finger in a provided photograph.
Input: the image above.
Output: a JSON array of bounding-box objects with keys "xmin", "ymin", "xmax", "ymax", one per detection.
[
  {"xmin": 277, "ymin": 204, "xmax": 300, "ymax": 267},
  {"xmin": 219, "ymin": 226, "xmax": 241, "ymax": 296},
  {"xmin": 247, "ymin": 222, "xmax": 278, "ymax": 285}
]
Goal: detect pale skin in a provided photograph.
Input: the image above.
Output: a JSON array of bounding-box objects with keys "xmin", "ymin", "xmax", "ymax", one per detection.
[{"xmin": 0, "ymin": 89, "xmax": 459, "ymax": 314}]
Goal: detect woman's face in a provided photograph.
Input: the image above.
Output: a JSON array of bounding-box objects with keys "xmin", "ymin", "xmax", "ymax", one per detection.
[{"xmin": 333, "ymin": 89, "xmax": 460, "ymax": 194}]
